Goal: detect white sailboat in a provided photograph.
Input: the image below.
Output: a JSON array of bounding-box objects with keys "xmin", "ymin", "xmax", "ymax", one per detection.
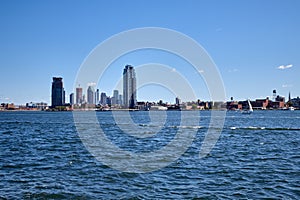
[{"xmin": 241, "ymin": 99, "xmax": 253, "ymax": 114}]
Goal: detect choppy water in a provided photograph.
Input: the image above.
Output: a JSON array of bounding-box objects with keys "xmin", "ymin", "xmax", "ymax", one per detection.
[{"xmin": 0, "ymin": 110, "xmax": 299, "ymax": 199}]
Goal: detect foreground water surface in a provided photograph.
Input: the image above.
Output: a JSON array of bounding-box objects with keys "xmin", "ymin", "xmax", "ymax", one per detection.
[{"xmin": 0, "ymin": 110, "xmax": 299, "ymax": 199}]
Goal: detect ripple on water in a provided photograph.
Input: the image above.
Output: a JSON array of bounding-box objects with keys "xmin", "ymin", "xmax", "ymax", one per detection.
[{"xmin": 0, "ymin": 111, "xmax": 299, "ymax": 198}]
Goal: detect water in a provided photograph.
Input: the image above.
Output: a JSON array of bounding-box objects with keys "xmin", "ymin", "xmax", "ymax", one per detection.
[{"xmin": 0, "ymin": 110, "xmax": 299, "ymax": 199}]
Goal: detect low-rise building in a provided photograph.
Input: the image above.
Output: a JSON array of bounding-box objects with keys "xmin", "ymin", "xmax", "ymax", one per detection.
[
  {"xmin": 26, "ymin": 102, "xmax": 48, "ymax": 110},
  {"xmin": 290, "ymin": 97, "xmax": 300, "ymax": 109}
]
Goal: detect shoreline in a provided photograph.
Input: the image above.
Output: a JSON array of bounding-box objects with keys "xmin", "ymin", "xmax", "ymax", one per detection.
[{"xmin": 0, "ymin": 108, "xmax": 299, "ymax": 112}]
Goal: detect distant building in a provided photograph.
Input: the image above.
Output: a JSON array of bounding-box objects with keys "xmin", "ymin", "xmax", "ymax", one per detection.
[
  {"xmin": 70, "ymin": 93, "xmax": 74, "ymax": 105},
  {"xmin": 82, "ymin": 94, "xmax": 86, "ymax": 103},
  {"xmin": 106, "ymin": 96, "xmax": 112, "ymax": 107},
  {"xmin": 51, "ymin": 77, "xmax": 64, "ymax": 107},
  {"xmin": 251, "ymin": 99, "xmax": 267, "ymax": 109},
  {"xmin": 275, "ymin": 95, "xmax": 285, "ymax": 103},
  {"xmin": 63, "ymin": 89, "xmax": 65, "ymax": 105},
  {"xmin": 111, "ymin": 97, "xmax": 116, "ymax": 105},
  {"xmin": 123, "ymin": 65, "xmax": 137, "ymax": 109},
  {"xmin": 290, "ymin": 96, "xmax": 300, "ymax": 108},
  {"xmin": 112, "ymin": 90, "xmax": 119, "ymax": 105},
  {"xmin": 76, "ymin": 87, "xmax": 83, "ymax": 104},
  {"xmin": 95, "ymin": 89, "xmax": 100, "ymax": 105},
  {"xmin": 273, "ymin": 89, "xmax": 277, "ymax": 101},
  {"xmin": 87, "ymin": 86, "xmax": 94, "ymax": 104},
  {"xmin": 274, "ymin": 95, "xmax": 285, "ymax": 109},
  {"xmin": 5, "ymin": 103, "xmax": 15, "ymax": 110},
  {"xmin": 118, "ymin": 94, "xmax": 123, "ymax": 106},
  {"xmin": 100, "ymin": 92, "xmax": 107, "ymax": 105},
  {"xmin": 26, "ymin": 102, "xmax": 48, "ymax": 110},
  {"xmin": 226, "ymin": 101, "xmax": 241, "ymax": 110},
  {"xmin": 175, "ymin": 97, "xmax": 181, "ymax": 105}
]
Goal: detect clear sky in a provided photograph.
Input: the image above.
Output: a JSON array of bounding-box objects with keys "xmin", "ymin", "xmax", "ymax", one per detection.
[{"xmin": 0, "ymin": 0, "xmax": 299, "ymax": 105}]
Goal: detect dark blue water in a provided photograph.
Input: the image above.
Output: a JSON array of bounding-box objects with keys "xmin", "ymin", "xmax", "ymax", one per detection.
[{"xmin": 0, "ymin": 111, "xmax": 299, "ymax": 199}]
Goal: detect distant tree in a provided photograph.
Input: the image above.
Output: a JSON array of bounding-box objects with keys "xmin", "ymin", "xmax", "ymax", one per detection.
[
  {"xmin": 192, "ymin": 104, "xmax": 198, "ymax": 110},
  {"xmin": 287, "ymin": 101, "xmax": 293, "ymax": 107}
]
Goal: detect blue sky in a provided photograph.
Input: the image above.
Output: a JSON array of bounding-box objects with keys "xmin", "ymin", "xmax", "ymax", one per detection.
[{"xmin": 0, "ymin": 0, "xmax": 299, "ymax": 104}]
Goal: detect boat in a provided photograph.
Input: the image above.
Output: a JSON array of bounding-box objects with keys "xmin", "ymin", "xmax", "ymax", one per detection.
[
  {"xmin": 241, "ymin": 99, "xmax": 253, "ymax": 114},
  {"xmin": 289, "ymin": 106, "xmax": 295, "ymax": 111}
]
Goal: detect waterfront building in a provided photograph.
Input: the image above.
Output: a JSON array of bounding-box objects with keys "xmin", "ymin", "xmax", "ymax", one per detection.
[
  {"xmin": 272, "ymin": 89, "xmax": 277, "ymax": 101},
  {"xmin": 95, "ymin": 89, "xmax": 100, "ymax": 105},
  {"xmin": 290, "ymin": 96, "xmax": 300, "ymax": 109},
  {"xmin": 175, "ymin": 97, "xmax": 181, "ymax": 105},
  {"xmin": 82, "ymin": 94, "xmax": 86, "ymax": 104},
  {"xmin": 112, "ymin": 90, "xmax": 119, "ymax": 105},
  {"xmin": 70, "ymin": 93, "xmax": 74, "ymax": 105},
  {"xmin": 51, "ymin": 77, "xmax": 64, "ymax": 107},
  {"xmin": 111, "ymin": 97, "xmax": 116, "ymax": 105},
  {"xmin": 87, "ymin": 86, "xmax": 94, "ymax": 105},
  {"xmin": 274, "ymin": 95, "xmax": 285, "ymax": 109},
  {"xmin": 63, "ymin": 90, "xmax": 66, "ymax": 105},
  {"xmin": 106, "ymin": 96, "xmax": 112, "ymax": 107},
  {"xmin": 76, "ymin": 87, "xmax": 83, "ymax": 104},
  {"xmin": 123, "ymin": 65, "xmax": 137, "ymax": 109},
  {"xmin": 100, "ymin": 92, "xmax": 107, "ymax": 105},
  {"xmin": 26, "ymin": 102, "xmax": 48, "ymax": 110},
  {"xmin": 118, "ymin": 94, "xmax": 123, "ymax": 106}
]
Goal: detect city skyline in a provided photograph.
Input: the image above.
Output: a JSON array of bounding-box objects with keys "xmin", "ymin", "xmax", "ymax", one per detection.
[
  {"xmin": 2, "ymin": 70, "xmax": 300, "ymax": 107},
  {"xmin": 0, "ymin": 1, "xmax": 299, "ymax": 104},
  {"xmin": 51, "ymin": 72, "xmax": 299, "ymax": 109}
]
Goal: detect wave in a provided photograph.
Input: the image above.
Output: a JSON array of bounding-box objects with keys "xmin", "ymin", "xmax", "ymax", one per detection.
[
  {"xmin": 139, "ymin": 124, "xmax": 203, "ymax": 129},
  {"xmin": 229, "ymin": 126, "xmax": 300, "ymax": 131}
]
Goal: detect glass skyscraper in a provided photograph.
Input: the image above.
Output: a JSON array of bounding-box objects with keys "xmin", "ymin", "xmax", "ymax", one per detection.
[
  {"xmin": 87, "ymin": 86, "xmax": 94, "ymax": 104},
  {"xmin": 76, "ymin": 87, "xmax": 83, "ymax": 104},
  {"xmin": 123, "ymin": 65, "xmax": 136, "ymax": 109},
  {"xmin": 51, "ymin": 77, "xmax": 64, "ymax": 107}
]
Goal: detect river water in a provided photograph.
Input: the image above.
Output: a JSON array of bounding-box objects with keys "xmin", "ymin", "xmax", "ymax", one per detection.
[{"xmin": 0, "ymin": 110, "xmax": 299, "ymax": 199}]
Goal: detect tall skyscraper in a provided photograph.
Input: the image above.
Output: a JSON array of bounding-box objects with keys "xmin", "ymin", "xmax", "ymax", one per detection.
[
  {"xmin": 87, "ymin": 86, "xmax": 94, "ymax": 104},
  {"xmin": 100, "ymin": 92, "xmax": 107, "ymax": 105},
  {"xmin": 112, "ymin": 90, "xmax": 119, "ymax": 105},
  {"xmin": 63, "ymin": 89, "xmax": 66, "ymax": 105},
  {"xmin": 70, "ymin": 93, "xmax": 74, "ymax": 105},
  {"xmin": 82, "ymin": 94, "xmax": 86, "ymax": 103},
  {"xmin": 175, "ymin": 97, "xmax": 181, "ymax": 105},
  {"xmin": 76, "ymin": 87, "xmax": 83, "ymax": 104},
  {"xmin": 51, "ymin": 77, "xmax": 64, "ymax": 107},
  {"xmin": 123, "ymin": 65, "xmax": 136, "ymax": 108},
  {"xmin": 95, "ymin": 89, "xmax": 100, "ymax": 105},
  {"xmin": 118, "ymin": 94, "xmax": 123, "ymax": 106}
]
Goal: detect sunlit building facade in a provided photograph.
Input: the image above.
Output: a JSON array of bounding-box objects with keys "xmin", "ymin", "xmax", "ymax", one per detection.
[{"xmin": 123, "ymin": 65, "xmax": 136, "ymax": 108}]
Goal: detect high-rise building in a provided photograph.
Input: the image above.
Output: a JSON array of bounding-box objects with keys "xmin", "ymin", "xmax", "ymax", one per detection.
[
  {"xmin": 63, "ymin": 89, "xmax": 65, "ymax": 105},
  {"xmin": 118, "ymin": 94, "xmax": 123, "ymax": 106},
  {"xmin": 106, "ymin": 96, "xmax": 112, "ymax": 106},
  {"xmin": 95, "ymin": 89, "xmax": 100, "ymax": 105},
  {"xmin": 70, "ymin": 93, "xmax": 74, "ymax": 105},
  {"xmin": 112, "ymin": 90, "xmax": 119, "ymax": 105},
  {"xmin": 51, "ymin": 77, "xmax": 64, "ymax": 107},
  {"xmin": 175, "ymin": 97, "xmax": 181, "ymax": 105},
  {"xmin": 76, "ymin": 87, "xmax": 83, "ymax": 104},
  {"xmin": 100, "ymin": 92, "xmax": 107, "ymax": 105},
  {"xmin": 123, "ymin": 65, "xmax": 136, "ymax": 108},
  {"xmin": 87, "ymin": 86, "xmax": 94, "ymax": 104},
  {"xmin": 82, "ymin": 94, "xmax": 86, "ymax": 103}
]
